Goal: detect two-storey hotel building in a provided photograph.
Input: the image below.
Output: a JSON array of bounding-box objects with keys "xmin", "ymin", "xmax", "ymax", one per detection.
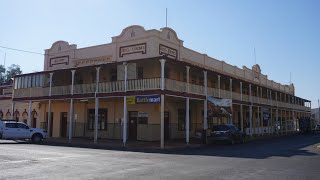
[{"xmin": 11, "ymin": 25, "xmax": 311, "ymax": 147}]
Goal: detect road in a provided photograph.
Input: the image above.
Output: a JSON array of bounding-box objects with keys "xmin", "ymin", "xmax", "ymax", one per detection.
[{"xmin": 0, "ymin": 134, "xmax": 320, "ymax": 180}]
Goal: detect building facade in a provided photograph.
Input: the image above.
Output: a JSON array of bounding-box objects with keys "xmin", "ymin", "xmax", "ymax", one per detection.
[
  {"xmin": 0, "ymin": 81, "xmax": 39, "ymax": 126},
  {"xmin": 12, "ymin": 25, "xmax": 311, "ymax": 147}
]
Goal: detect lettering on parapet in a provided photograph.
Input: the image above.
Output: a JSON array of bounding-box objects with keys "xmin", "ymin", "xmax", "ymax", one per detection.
[
  {"xmin": 119, "ymin": 43, "xmax": 147, "ymax": 57},
  {"xmin": 49, "ymin": 56, "xmax": 69, "ymax": 67},
  {"xmin": 159, "ymin": 44, "xmax": 177, "ymax": 60}
]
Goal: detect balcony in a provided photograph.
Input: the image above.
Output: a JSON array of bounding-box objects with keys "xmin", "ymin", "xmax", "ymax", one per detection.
[{"xmin": 13, "ymin": 77, "xmax": 310, "ymax": 111}]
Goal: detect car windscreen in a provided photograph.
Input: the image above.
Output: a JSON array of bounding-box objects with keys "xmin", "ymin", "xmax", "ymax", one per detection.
[{"xmin": 212, "ymin": 125, "xmax": 229, "ymax": 131}]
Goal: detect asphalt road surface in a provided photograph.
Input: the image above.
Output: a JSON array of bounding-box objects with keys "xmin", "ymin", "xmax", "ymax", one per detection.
[{"xmin": 0, "ymin": 134, "xmax": 320, "ymax": 180}]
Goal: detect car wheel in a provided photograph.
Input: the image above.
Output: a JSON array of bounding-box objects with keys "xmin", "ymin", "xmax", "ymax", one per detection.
[{"xmin": 32, "ymin": 134, "xmax": 43, "ymax": 144}]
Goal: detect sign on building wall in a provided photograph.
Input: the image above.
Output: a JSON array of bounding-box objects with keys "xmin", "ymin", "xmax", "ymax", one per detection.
[
  {"xmin": 127, "ymin": 95, "xmax": 161, "ymax": 104},
  {"xmin": 207, "ymin": 96, "xmax": 232, "ymax": 117},
  {"xmin": 2, "ymin": 88, "xmax": 12, "ymax": 95},
  {"xmin": 119, "ymin": 43, "xmax": 146, "ymax": 57},
  {"xmin": 159, "ymin": 44, "xmax": 177, "ymax": 59},
  {"xmin": 49, "ymin": 56, "xmax": 69, "ymax": 67}
]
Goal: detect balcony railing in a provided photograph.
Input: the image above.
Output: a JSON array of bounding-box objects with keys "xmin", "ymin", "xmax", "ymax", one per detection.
[
  {"xmin": 232, "ymin": 92, "xmax": 241, "ymax": 101},
  {"xmin": 99, "ymin": 81, "xmax": 125, "ymax": 93},
  {"xmin": 189, "ymin": 83, "xmax": 204, "ymax": 95},
  {"xmin": 207, "ymin": 87, "xmax": 218, "ymax": 97},
  {"xmin": 165, "ymin": 79, "xmax": 186, "ymax": 92},
  {"xmin": 74, "ymin": 83, "xmax": 96, "ymax": 94},
  {"xmin": 51, "ymin": 85, "xmax": 71, "ymax": 96},
  {"xmin": 12, "ymin": 77, "xmax": 311, "ymax": 111}
]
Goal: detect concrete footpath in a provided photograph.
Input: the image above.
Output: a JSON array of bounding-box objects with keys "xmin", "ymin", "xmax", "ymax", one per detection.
[
  {"xmin": 42, "ymin": 137, "xmax": 204, "ymax": 152},
  {"xmin": 41, "ymin": 133, "xmax": 302, "ymax": 152}
]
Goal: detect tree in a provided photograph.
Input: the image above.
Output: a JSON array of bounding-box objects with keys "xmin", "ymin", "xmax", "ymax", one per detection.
[
  {"xmin": 0, "ymin": 65, "xmax": 5, "ymax": 84},
  {"xmin": 6, "ymin": 64, "xmax": 22, "ymax": 82}
]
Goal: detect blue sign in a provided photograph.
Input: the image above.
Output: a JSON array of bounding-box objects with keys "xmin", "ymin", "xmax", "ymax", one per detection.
[{"xmin": 135, "ymin": 95, "xmax": 161, "ymax": 104}]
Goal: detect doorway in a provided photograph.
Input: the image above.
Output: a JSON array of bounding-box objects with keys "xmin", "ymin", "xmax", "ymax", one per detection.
[
  {"xmin": 32, "ymin": 118, "xmax": 37, "ymax": 128},
  {"xmin": 128, "ymin": 111, "xmax": 138, "ymax": 140},
  {"xmin": 164, "ymin": 112, "xmax": 170, "ymax": 140},
  {"xmin": 60, "ymin": 112, "xmax": 68, "ymax": 138}
]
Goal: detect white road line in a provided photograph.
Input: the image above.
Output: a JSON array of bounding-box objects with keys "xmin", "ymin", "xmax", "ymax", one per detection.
[
  {"xmin": 39, "ymin": 155, "xmax": 89, "ymax": 161},
  {"xmin": 0, "ymin": 160, "xmax": 30, "ymax": 164},
  {"xmin": 0, "ymin": 146, "xmax": 77, "ymax": 156}
]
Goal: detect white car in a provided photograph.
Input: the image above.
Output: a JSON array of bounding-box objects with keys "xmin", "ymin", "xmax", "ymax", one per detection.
[{"xmin": 0, "ymin": 120, "xmax": 47, "ymax": 143}]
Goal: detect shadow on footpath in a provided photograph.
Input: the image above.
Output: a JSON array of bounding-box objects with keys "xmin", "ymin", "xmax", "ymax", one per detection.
[{"xmin": 1, "ymin": 133, "xmax": 319, "ymax": 160}]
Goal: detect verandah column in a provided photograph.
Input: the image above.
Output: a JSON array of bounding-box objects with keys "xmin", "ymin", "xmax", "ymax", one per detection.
[
  {"xmin": 270, "ymin": 107, "xmax": 273, "ymax": 135},
  {"xmin": 285, "ymin": 94, "xmax": 288, "ymax": 135},
  {"xmin": 69, "ymin": 69, "xmax": 76, "ymax": 143},
  {"xmin": 240, "ymin": 81, "xmax": 243, "ymax": 132},
  {"xmin": 218, "ymin": 75, "xmax": 221, "ymax": 98},
  {"xmin": 27, "ymin": 100, "xmax": 32, "ymax": 126},
  {"xmin": 280, "ymin": 109, "xmax": 283, "ymax": 134},
  {"xmin": 94, "ymin": 67, "xmax": 101, "ymax": 144},
  {"xmin": 257, "ymin": 106, "xmax": 260, "ymax": 135},
  {"xmin": 47, "ymin": 72, "xmax": 54, "ymax": 137},
  {"xmin": 291, "ymin": 110, "xmax": 295, "ymax": 133},
  {"xmin": 123, "ymin": 62, "xmax": 128, "ymax": 147},
  {"xmin": 276, "ymin": 108, "xmax": 279, "ymax": 134},
  {"xmin": 203, "ymin": 71, "xmax": 208, "ymax": 143},
  {"xmin": 11, "ymin": 102, "xmax": 15, "ymax": 120},
  {"xmin": 185, "ymin": 66, "xmax": 190, "ymax": 144},
  {"xmin": 229, "ymin": 78, "xmax": 233, "ymax": 124},
  {"xmin": 275, "ymin": 91, "xmax": 278, "ymax": 135},
  {"xmin": 270, "ymin": 90, "xmax": 273, "ymax": 135},
  {"xmin": 160, "ymin": 59, "xmax": 166, "ymax": 149},
  {"xmin": 260, "ymin": 87, "xmax": 263, "ymax": 136},
  {"xmin": 249, "ymin": 84, "xmax": 252, "ymax": 136}
]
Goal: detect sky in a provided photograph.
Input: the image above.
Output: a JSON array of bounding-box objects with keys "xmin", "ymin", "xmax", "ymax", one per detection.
[{"xmin": 0, "ymin": 0, "xmax": 319, "ymax": 107}]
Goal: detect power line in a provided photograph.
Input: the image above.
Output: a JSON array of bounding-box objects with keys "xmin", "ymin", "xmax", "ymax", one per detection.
[
  {"xmin": 0, "ymin": 45, "xmax": 44, "ymax": 55},
  {"xmin": 0, "ymin": 45, "xmax": 85, "ymax": 61}
]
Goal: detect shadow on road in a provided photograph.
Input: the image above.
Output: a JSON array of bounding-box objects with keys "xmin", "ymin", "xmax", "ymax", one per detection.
[{"xmin": 174, "ymin": 134, "xmax": 320, "ymax": 159}]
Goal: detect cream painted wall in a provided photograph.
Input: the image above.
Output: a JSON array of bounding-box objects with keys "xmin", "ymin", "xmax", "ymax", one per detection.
[
  {"xmin": 0, "ymin": 99, "xmax": 39, "ymax": 125},
  {"xmin": 41, "ymin": 25, "xmax": 294, "ymax": 95}
]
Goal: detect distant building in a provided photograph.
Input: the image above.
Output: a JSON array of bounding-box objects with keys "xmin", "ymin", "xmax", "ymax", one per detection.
[{"xmin": 11, "ymin": 25, "xmax": 311, "ymax": 146}]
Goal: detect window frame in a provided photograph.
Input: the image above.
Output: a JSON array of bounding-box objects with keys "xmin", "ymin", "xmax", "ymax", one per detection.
[{"xmin": 87, "ymin": 108, "xmax": 108, "ymax": 130}]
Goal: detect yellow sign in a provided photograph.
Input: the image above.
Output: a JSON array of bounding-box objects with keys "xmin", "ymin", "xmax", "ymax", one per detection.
[{"xmin": 126, "ymin": 96, "xmax": 136, "ymax": 104}]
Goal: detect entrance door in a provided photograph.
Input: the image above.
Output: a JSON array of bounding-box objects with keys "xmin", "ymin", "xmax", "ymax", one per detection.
[
  {"xmin": 128, "ymin": 111, "xmax": 138, "ymax": 140},
  {"xmin": 164, "ymin": 112, "xmax": 170, "ymax": 140},
  {"xmin": 60, "ymin": 112, "xmax": 68, "ymax": 138},
  {"xmin": 32, "ymin": 118, "xmax": 37, "ymax": 128}
]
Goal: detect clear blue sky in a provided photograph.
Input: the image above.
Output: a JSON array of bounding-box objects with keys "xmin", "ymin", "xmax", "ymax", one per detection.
[{"xmin": 0, "ymin": 0, "xmax": 319, "ymax": 107}]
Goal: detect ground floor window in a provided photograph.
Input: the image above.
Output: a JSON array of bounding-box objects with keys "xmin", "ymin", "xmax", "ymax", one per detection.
[
  {"xmin": 87, "ymin": 109, "xmax": 107, "ymax": 130},
  {"xmin": 138, "ymin": 112, "xmax": 148, "ymax": 124}
]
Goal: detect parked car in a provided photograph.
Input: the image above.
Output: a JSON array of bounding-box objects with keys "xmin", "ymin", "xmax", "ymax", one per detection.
[
  {"xmin": 0, "ymin": 120, "xmax": 47, "ymax": 143},
  {"xmin": 209, "ymin": 124, "xmax": 244, "ymax": 144}
]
